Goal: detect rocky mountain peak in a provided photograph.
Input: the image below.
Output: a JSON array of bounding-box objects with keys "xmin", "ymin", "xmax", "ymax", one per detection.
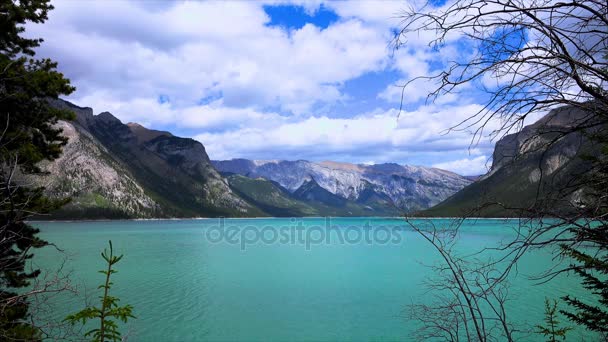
[
  {"xmin": 96, "ymin": 111, "xmax": 121, "ymax": 124},
  {"xmin": 491, "ymin": 105, "xmax": 594, "ymax": 172},
  {"xmin": 127, "ymin": 122, "xmax": 173, "ymax": 143},
  {"xmin": 424, "ymin": 103, "xmax": 602, "ymax": 217},
  {"xmin": 293, "ymin": 177, "xmax": 348, "ymax": 207},
  {"xmin": 213, "ymin": 158, "xmax": 472, "ymax": 212},
  {"xmin": 47, "ymin": 98, "xmax": 95, "ymax": 128},
  {"xmin": 318, "ymin": 160, "xmax": 364, "ymax": 172}
]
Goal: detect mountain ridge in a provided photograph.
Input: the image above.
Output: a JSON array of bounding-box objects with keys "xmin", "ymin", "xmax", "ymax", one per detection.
[
  {"xmin": 31, "ymin": 99, "xmax": 473, "ymax": 219},
  {"xmin": 213, "ymin": 158, "xmax": 472, "ymax": 212},
  {"xmin": 39, "ymin": 99, "xmax": 258, "ymax": 218},
  {"xmin": 421, "ymin": 104, "xmax": 602, "ymax": 217}
]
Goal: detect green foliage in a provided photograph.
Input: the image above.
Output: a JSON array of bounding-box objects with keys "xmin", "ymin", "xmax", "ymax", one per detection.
[
  {"xmin": 0, "ymin": 0, "xmax": 53, "ymax": 58},
  {"xmin": 536, "ymin": 298, "xmax": 571, "ymax": 341},
  {"xmin": 559, "ymin": 242, "xmax": 608, "ymax": 333},
  {"xmin": 558, "ymin": 130, "xmax": 608, "ymax": 334},
  {"xmin": 0, "ymin": 0, "xmax": 74, "ymax": 340},
  {"xmin": 65, "ymin": 241, "xmax": 135, "ymax": 342},
  {"xmin": 227, "ymin": 174, "xmax": 316, "ymax": 216}
]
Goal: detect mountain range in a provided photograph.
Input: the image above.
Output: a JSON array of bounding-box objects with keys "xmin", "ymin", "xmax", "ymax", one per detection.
[
  {"xmin": 29, "ymin": 99, "xmax": 597, "ymax": 219},
  {"xmin": 30, "ymin": 99, "xmax": 472, "ymax": 219},
  {"xmin": 213, "ymin": 159, "xmax": 471, "ymax": 212}
]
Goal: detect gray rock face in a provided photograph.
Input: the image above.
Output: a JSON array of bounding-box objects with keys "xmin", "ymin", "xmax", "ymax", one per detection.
[
  {"xmin": 32, "ymin": 119, "xmax": 162, "ymax": 218},
  {"xmin": 491, "ymin": 106, "xmax": 596, "ymax": 172},
  {"xmin": 489, "ymin": 105, "xmax": 598, "ymax": 185},
  {"xmin": 213, "ymin": 159, "xmax": 472, "ymax": 211},
  {"xmin": 37, "ymin": 99, "xmax": 256, "ymax": 218},
  {"xmin": 424, "ymin": 104, "xmax": 603, "ymax": 217}
]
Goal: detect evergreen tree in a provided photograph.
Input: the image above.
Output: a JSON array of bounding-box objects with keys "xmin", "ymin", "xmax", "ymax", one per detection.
[
  {"xmin": 536, "ymin": 298, "xmax": 571, "ymax": 341},
  {"xmin": 558, "ymin": 128, "xmax": 608, "ymax": 334},
  {"xmin": 560, "ymin": 243, "xmax": 608, "ymax": 334},
  {"xmin": 0, "ymin": 0, "xmax": 74, "ymax": 340},
  {"xmin": 65, "ymin": 241, "xmax": 135, "ymax": 342}
]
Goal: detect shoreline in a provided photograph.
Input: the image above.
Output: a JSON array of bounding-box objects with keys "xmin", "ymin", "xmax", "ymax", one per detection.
[{"xmin": 29, "ymin": 216, "xmax": 523, "ymax": 223}]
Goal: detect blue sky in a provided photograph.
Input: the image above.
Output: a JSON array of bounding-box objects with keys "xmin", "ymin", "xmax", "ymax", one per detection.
[
  {"xmin": 26, "ymin": 0, "xmax": 515, "ymax": 175},
  {"xmin": 264, "ymin": 4, "xmax": 338, "ymax": 30}
]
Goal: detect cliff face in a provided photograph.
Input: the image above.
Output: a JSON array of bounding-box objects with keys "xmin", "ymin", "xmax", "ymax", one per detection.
[
  {"xmin": 213, "ymin": 159, "xmax": 471, "ymax": 212},
  {"xmin": 490, "ymin": 105, "xmax": 595, "ymax": 175},
  {"xmin": 423, "ymin": 105, "xmax": 602, "ymax": 217},
  {"xmin": 33, "ymin": 119, "xmax": 162, "ymax": 219},
  {"xmin": 37, "ymin": 99, "xmax": 258, "ymax": 218}
]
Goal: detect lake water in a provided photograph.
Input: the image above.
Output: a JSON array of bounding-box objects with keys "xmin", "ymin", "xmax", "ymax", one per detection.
[{"xmin": 31, "ymin": 218, "xmax": 592, "ymax": 341}]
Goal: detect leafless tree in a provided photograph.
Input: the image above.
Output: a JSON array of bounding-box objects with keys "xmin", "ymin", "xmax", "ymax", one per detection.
[
  {"xmin": 405, "ymin": 219, "xmax": 518, "ymax": 341},
  {"xmin": 396, "ymin": 0, "xmax": 608, "ymax": 340},
  {"xmin": 395, "ymin": 0, "xmax": 607, "ymax": 138}
]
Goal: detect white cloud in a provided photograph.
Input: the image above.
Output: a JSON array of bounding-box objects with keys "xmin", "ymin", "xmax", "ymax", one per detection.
[
  {"xmin": 433, "ymin": 156, "xmax": 490, "ymax": 176},
  {"xmin": 326, "ymin": 1, "xmax": 408, "ymax": 28},
  {"xmin": 179, "ymin": 101, "xmax": 285, "ymax": 130},
  {"xmin": 22, "ymin": 0, "xmax": 513, "ymax": 169},
  {"xmin": 193, "ymin": 103, "xmax": 496, "ymax": 164},
  {"xmin": 379, "ymin": 78, "xmax": 439, "ymax": 105},
  {"xmin": 28, "ymin": 0, "xmax": 389, "ymax": 116}
]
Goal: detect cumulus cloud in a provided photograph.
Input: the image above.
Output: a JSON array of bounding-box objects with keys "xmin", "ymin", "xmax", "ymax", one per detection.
[
  {"xmin": 28, "ymin": 0, "xmax": 389, "ymax": 115},
  {"xmin": 22, "ymin": 0, "xmax": 509, "ymax": 174},
  {"xmin": 433, "ymin": 156, "xmax": 491, "ymax": 176},
  {"xmin": 194, "ymin": 103, "xmax": 497, "ymax": 173},
  {"xmin": 325, "ymin": 1, "xmax": 406, "ymax": 26}
]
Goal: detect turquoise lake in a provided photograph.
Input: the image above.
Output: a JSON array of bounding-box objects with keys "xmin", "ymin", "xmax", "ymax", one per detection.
[{"xmin": 31, "ymin": 218, "xmax": 592, "ymax": 341}]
